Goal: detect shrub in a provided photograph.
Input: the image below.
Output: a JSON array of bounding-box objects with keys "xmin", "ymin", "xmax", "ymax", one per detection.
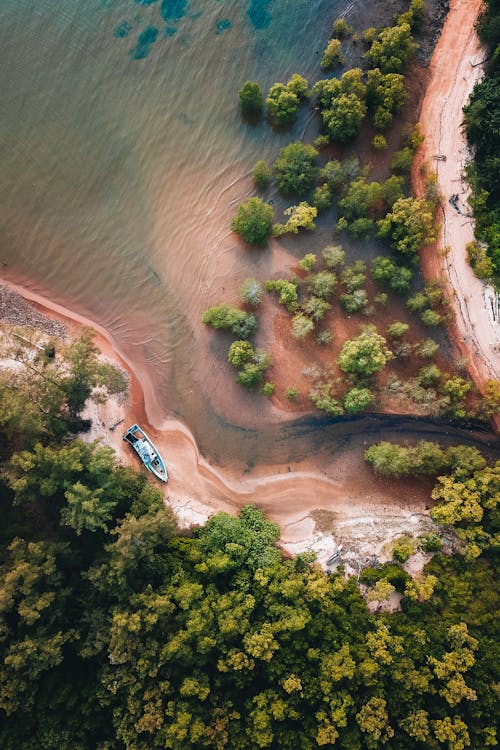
[
  {"xmin": 274, "ymin": 142, "xmax": 318, "ymax": 196},
  {"xmin": 341, "ymin": 289, "xmax": 368, "ymax": 313},
  {"xmin": 286, "ymin": 387, "xmax": 299, "ymax": 400},
  {"xmin": 367, "ymin": 22, "xmax": 417, "ymax": 74},
  {"xmin": 391, "ymin": 146, "xmax": 414, "ymax": 174},
  {"xmin": 387, "ymin": 321, "xmax": 409, "ymax": 339},
  {"xmin": 273, "ymin": 203, "xmax": 318, "ymax": 235},
  {"xmin": 252, "ymin": 160, "xmax": 271, "ymax": 190},
  {"xmin": 312, "ymin": 184, "xmax": 333, "ymax": 211},
  {"xmin": 418, "ymin": 364, "xmax": 441, "ymax": 387},
  {"xmin": 338, "ymin": 326, "xmax": 392, "ymax": 376},
  {"xmin": 316, "ymin": 329, "xmax": 332, "ymax": 346},
  {"xmin": 310, "ymin": 383, "xmax": 345, "ymax": 416},
  {"xmin": 466, "ymin": 240, "xmax": 495, "ymax": 280},
  {"xmin": 238, "ymin": 81, "xmax": 263, "ymax": 117},
  {"xmin": 372, "ymin": 256, "xmax": 413, "ymax": 295},
  {"xmin": 332, "ymin": 18, "xmax": 353, "ymax": 38},
  {"xmin": 321, "ymin": 39, "xmax": 344, "ymax": 70},
  {"xmin": 228, "ymin": 340, "xmax": 254, "ymax": 367},
  {"xmin": 415, "ymin": 338, "xmax": 439, "ymax": 359},
  {"xmin": 392, "ymin": 536, "xmax": 416, "ymax": 562},
  {"xmin": 372, "ymin": 134, "xmax": 388, "ymax": 150},
  {"xmin": 298, "ymin": 253, "xmax": 316, "ymax": 272},
  {"xmin": 261, "ymin": 381, "xmax": 275, "ymax": 397},
  {"xmin": 266, "ymin": 279, "xmax": 298, "ymax": 311},
  {"xmin": 344, "ymin": 387, "xmax": 374, "ymax": 414},
  {"xmin": 239, "ymin": 278, "xmax": 264, "ymax": 307},
  {"xmin": 418, "ymin": 532, "xmax": 443, "ymax": 552},
  {"xmin": 341, "ymin": 261, "xmax": 366, "ymax": 291},
  {"xmin": 231, "ymin": 197, "xmax": 274, "ymax": 245},
  {"xmin": 266, "ymin": 84, "xmax": 299, "ymax": 126},
  {"xmin": 303, "ymin": 296, "xmax": 331, "ymax": 321},
  {"xmin": 237, "ymin": 362, "xmax": 265, "ymax": 389},
  {"xmin": 309, "ymin": 271, "xmax": 337, "ymax": 300},
  {"xmin": 374, "ymin": 292, "xmax": 388, "ymax": 305},
  {"xmin": 322, "ymin": 245, "xmax": 345, "ymax": 269},
  {"xmin": 420, "ymin": 309, "xmax": 442, "ymax": 327},
  {"xmin": 377, "ymin": 197, "xmax": 436, "ymax": 258},
  {"xmin": 291, "ymin": 313, "xmax": 315, "ymax": 340},
  {"xmin": 202, "ymin": 305, "xmax": 258, "ymax": 339}
]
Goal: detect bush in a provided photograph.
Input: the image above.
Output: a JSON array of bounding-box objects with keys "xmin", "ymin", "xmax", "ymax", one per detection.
[
  {"xmin": 239, "ymin": 278, "xmax": 264, "ymax": 307},
  {"xmin": 387, "ymin": 321, "xmax": 409, "ymax": 339},
  {"xmin": 332, "ymin": 18, "xmax": 353, "ymax": 38},
  {"xmin": 237, "ymin": 362, "xmax": 265, "ymax": 389},
  {"xmin": 273, "ymin": 203, "xmax": 318, "ymax": 235},
  {"xmin": 418, "ymin": 364, "xmax": 441, "ymax": 387},
  {"xmin": 298, "ymin": 253, "xmax": 316, "ymax": 272},
  {"xmin": 391, "ymin": 146, "xmax": 414, "ymax": 174},
  {"xmin": 202, "ymin": 305, "xmax": 258, "ymax": 339},
  {"xmin": 291, "ymin": 313, "xmax": 315, "ymax": 340},
  {"xmin": 303, "ymin": 296, "xmax": 331, "ymax": 321},
  {"xmin": 420, "ymin": 309, "xmax": 442, "ymax": 327},
  {"xmin": 341, "ymin": 289, "xmax": 368, "ymax": 313},
  {"xmin": 321, "ymin": 39, "xmax": 344, "ymax": 70},
  {"xmin": 392, "ymin": 536, "xmax": 416, "ymax": 562},
  {"xmin": 338, "ymin": 326, "xmax": 392, "ymax": 376},
  {"xmin": 310, "ymin": 383, "xmax": 345, "ymax": 416},
  {"xmin": 309, "ymin": 271, "xmax": 337, "ymax": 300},
  {"xmin": 418, "ymin": 532, "xmax": 443, "ymax": 553},
  {"xmin": 228, "ymin": 340, "xmax": 254, "ymax": 367},
  {"xmin": 312, "ymin": 184, "xmax": 333, "ymax": 211},
  {"xmin": 238, "ymin": 81, "xmax": 263, "ymax": 117},
  {"xmin": 415, "ymin": 338, "xmax": 439, "ymax": 359},
  {"xmin": 231, "ymin": 197, "xmax": 274, "ymax": 245},
  {"xmin": 374, "ymin": 292, "xmax": 388, "ymax": 306},
  {"xmin": 274, "ymin": 142, "xmax": 318, "ymax": 196},
  {"xmin": 261, "ymin": 381, "xmax": 275, "ymax": 397},
  {"xmin": 372, "ymin": 134, "xmax": 388, "ymax": 150},
  {"xmin": 466, "ymin": 241, "xmax": 495, "ymax": 280},
  {"xmin": 266, "ymin": 279, "xmax": 298, "ymax": 311},
  {"xmin": 344, "ymin": 387, "xmax": 374, "ymax": 414},
  {"xmin": 367, "ymin": 22, "xmax": 417, "ymax": 73},
  {"xmin": 341, "ymin": 261, "xmax": 366, "ymax": 292},
  {"xmin": 252, "ymin": 160, "xmax": 271, "ymax": 190},
  {"xmin": 286, "ymin": 387, "xmax": 299, "ymax": 400},
  {"xmin": 372, "ymin": 256, "xmax": 413, "ymax": 295},
  {"xmin": 322, "ymin": 245, "xmax": 345, "ymax": 268},
  {"xmin": 316, "ymin": 329, "xmax": 332, "ymax": 346}
]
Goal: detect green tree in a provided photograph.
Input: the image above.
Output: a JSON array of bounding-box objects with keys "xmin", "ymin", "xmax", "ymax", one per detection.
[
  {"xmin": 252, "ymin": 160, "xmax": 271, "ymax": 190},
  {"xmin": 322, "ymin": 92, "xmax": 367, "ymax": 142},
  {"xmin": 228, "ymin": 340, "xmax": 255, "ymax": 367},
  {"xmin": 239, "ymin": 278, "xmax": 264, "ymax": 307},
  {"xmin": 231, "ymin": 197, "xmax": 274, "ymax": 245},
  {"xmin": 273, "ymin": 202, "xmax": 317, "ymax": 235},
  {"xmin": 265, "ymin": 279, "xmax": 298, "ymax": 311},
  {"xmin": 367, "ymin": 22, "xmax": 417, "ymax": 73},
  {"xmin": 321, "ymin": 39, "xmax": 344, "ymax": 70},
  {"xmin": 309, "ymin": 271, "xmax": 337, "ymax": 300},
  {"xmin": 273, "ymin": 141, "xmax": 318, "ymax": 196},
  {"xmin": 378, "ymin": 197, "xmax": 436, "ymax": 258},
  {"xmin": 202, "ymin": 305, "xmax": 258, "ymax": 338},
  {"xmin": 338, "ymin": 326, "xmax": 392, "ymax": 376},
  {"xmin": 344, "ymin": 387, "xmax": 374, "ymax": 414},
  {"xmin": 291, "ymin": 313, "xmax": 315, "ymax": 340},
  {"xmin": 372, "ymin": 256, "xmax": 413, "ymax": 294},
  {"xmin": 238, "ymin": 81, "xmax": 263, "ymax": 117}
]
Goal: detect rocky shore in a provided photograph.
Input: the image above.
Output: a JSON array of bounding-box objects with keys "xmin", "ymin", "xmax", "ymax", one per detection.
[{"xmin": 0, "ymin": 285, "xmax": 67, "ymax": 338}]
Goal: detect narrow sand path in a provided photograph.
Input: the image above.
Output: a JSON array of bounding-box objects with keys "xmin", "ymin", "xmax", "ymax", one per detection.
[{"xmin": 412, "ymin": 0, "xmax": 500, "ymax": 387}]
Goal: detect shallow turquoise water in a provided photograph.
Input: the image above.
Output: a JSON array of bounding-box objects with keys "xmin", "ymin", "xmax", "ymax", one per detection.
[{"xmin": 0, "ymin": 0, "xmax": 352, "ymax": 460}]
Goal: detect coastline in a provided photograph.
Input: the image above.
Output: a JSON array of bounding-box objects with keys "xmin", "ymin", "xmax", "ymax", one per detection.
[
  {"xmin": 412, "ymin": 0, "xmax": 500, "ymax": 390},
  {"xmin": 2, "ymin": 0, "xmax": 499, "ymax": 562}
]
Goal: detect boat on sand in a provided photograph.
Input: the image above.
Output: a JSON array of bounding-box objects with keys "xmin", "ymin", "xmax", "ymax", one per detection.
[{"xmin": 123, "ymin": 424, "xmax": 168, "ymax": 483}]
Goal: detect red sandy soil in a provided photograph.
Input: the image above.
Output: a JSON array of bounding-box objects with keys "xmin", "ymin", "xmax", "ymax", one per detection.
[{"xmin": 412, "ymin": 0, "xmax": 500, "ymax": 391}]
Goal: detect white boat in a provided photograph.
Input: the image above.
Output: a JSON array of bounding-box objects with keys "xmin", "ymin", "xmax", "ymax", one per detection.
[{"xmin": 123, "ymin": 424, "xmax": 168, "ymax": 483}]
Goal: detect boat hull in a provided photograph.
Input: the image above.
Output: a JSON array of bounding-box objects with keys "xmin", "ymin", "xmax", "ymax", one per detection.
[{"xmin": 123, "ymin": 424, "xmax": 168, "ymax": 483}]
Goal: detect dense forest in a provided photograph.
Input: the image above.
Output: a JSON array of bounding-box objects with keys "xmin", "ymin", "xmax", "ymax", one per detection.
[
  {"xmin": 463, "ymin": 0, "xmax": 500, "ymax": 286},
  {"xmin": 0, "ymin": 329, "xmax": 498, "ymax": 748}
]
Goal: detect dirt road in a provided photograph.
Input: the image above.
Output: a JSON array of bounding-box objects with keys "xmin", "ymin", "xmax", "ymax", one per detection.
[{"xmin": 413, "ymin": 0, "xmax": 500, "ymax": 387}]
